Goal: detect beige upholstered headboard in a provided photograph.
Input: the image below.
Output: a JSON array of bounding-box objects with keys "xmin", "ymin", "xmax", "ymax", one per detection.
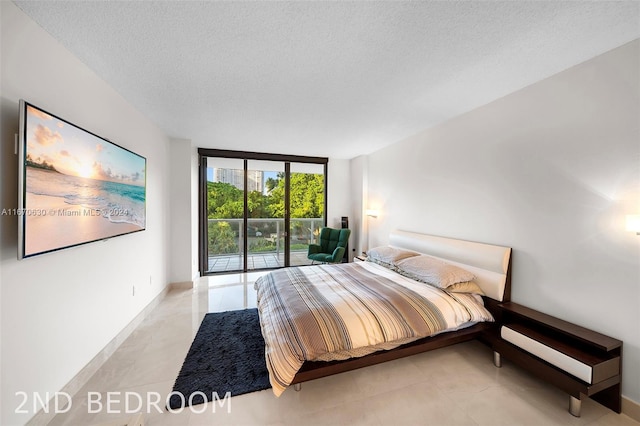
[{"xmin": 389, "ymin": 230, "xmax": 512, "ymax": 302}]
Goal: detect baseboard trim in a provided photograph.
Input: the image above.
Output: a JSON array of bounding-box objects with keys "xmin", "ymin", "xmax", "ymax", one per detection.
[
  {"xmin": 623, "ymin": 396, "xmax": 640, "ymax": 422},
  {"xmin": 26, "ymin": 285, "xmax": 171, "ymax": 426}
]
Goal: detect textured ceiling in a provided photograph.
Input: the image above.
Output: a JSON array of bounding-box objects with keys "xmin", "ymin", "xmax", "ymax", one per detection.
[{"xmin": 14, "ymin": 1, "xmax": 640, "ymax": 159}]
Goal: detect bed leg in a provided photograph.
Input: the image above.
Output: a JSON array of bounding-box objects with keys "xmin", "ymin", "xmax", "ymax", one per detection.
[
  {"xmin": 493, "ymin": 351, "xmax": 502, "ymax": 368},
  {"xmin": 294, "ymin": 383, "xmax": 302, "ymax": 392},
  {"xmin": 569, "ymin": 395, "xmax": 581, "ymax": 417}
]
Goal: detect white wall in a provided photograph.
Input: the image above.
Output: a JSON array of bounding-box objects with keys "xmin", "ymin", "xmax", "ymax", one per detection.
[
  {"xmin": 327, "ymin": 158, "xmax": 353, "ymax": 259},
  {"xmin": 0, "ymin": 3, "xmax": 171, "ymax": 425},
  {"xmin": 364, "ymin": 39, "xmax": 640, "ymax": 404},
  {"xmin": 169, "ymin": 139, "xmax": 196, "ymax": 284},
  {"xmin": 349, "ymin": 155, "xmax": 367, "ymax": 259}
]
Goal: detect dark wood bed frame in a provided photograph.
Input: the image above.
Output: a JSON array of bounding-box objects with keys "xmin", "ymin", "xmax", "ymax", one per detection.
[
  {"xmin": 284, "ymin": 230, "xmax": 623, "ymax": 418},
  {"xmin": 290, "ymin": 249, "xmax": 512, "ymax": 386}
]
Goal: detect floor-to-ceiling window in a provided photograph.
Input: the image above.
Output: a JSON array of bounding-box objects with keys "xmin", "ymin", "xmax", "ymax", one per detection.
[
  {"xmin": 246, "ymin": 159, "xmax": 286, "ymax": 270},
  {"xmin": 199, "ymin": 149, "xmax": 327, "ymax": 274},
  {"xmin": 289, "ymin": 162, "xmax": 325, "ymax": 263},
  {"xmin": 203, "ymin": 157, "xmax": 246, "ymax": 272}
]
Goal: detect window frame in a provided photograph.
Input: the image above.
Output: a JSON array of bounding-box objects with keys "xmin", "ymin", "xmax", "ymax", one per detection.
[{"xmin": 198, "ymin": 148, "xmax": 328, "ymax": 275}]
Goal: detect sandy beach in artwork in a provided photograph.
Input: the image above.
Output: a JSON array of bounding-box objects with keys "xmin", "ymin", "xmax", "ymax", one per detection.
[{"xmin": 24, "ymin": 192, "xmax": 141, "ymax": 256}]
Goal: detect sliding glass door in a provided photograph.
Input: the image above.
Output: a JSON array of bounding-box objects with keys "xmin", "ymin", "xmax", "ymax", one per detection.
[
  {"xmin": 289, "ymin": 162, "xmax": 325, "ymax": 266},
  {"xmin": 204, "ymin": 157, "xmax": 245, "ymax": 273},
  {"xmin": 199, "ymin": 150, "xmax": 327, "ymax": 274},
  {"xmin": 246, "ymin": 160, "xmax": 285, "ymax": 270}
]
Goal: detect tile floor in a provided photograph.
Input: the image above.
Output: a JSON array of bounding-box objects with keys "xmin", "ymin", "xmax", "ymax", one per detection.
[{"xmin": 48, "ymin": 272, "xmax": 639, "ymax": 426}]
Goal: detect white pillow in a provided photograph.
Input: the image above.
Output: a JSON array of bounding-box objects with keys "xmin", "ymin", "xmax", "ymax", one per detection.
[
  {"xmin": 366, "ymin": 246, "xmax": 419, "ymax": 269},
  {"xmin": 396, "ymin": 255, "xmax": 475, "ymax": 288}
]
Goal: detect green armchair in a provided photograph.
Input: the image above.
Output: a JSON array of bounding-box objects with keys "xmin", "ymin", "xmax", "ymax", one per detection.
[{"xmin": 307, "ymin": 227, "xmax": 351, "ymax": 264}]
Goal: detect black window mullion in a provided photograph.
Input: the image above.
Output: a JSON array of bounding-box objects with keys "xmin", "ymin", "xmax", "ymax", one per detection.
[
  {"xmin": 199, "ymin": 155, "xmax": 208, "ymax": 275},
  {"xmin": 323, "ymin": 162, "xmax": 328, "ymax": 227},
  {"xmin": 284, "ymin": 162, "xmax": 291, "ymax": 267},
  {"xmin": 243, "ymin": 159, "xmax": 248, "ymax": 272}
]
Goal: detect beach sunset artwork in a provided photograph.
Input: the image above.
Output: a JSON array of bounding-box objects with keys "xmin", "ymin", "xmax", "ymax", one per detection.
[{"xmin": 20, "ymin": 102, "xmax": 146, "ymax": 258}]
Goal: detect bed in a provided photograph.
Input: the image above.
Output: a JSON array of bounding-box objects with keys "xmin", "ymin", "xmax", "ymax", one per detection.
[{"xmin": 254, "ymin": 230, "xmax": 512, "ymax": 395}]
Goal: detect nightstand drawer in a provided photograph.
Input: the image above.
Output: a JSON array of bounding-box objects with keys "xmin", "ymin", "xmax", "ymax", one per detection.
[
  {"xmin": 501, "ymin": 324, "xmax": 620, "ymax": 384},
  {"xmin": 492, "ymin": 302, "xmax": 623, "ymax": 416}
]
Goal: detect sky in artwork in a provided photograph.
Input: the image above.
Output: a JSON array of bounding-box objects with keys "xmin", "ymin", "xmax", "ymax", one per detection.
[{"xmin": 25, "ymin": 104, "xmax": 146, "ymax": 186}]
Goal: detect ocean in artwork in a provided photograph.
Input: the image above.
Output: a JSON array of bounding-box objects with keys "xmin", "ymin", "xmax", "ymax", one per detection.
[{"xmin": 26, "ymin": 167, "xmax": 146, "ymax": 228}]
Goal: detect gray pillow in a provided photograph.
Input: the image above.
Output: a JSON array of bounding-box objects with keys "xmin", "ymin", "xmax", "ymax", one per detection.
[
  {"xmin": 396, "ymin": 255, "xmax": 475, "ymax": 288},
  {"xmin": 366, "ymin": 246, "xmax": 419, "ymax": 269}
]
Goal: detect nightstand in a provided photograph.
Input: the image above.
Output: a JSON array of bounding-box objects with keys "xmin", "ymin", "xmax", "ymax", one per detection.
[{"xmin": 491, "ymin": 302, "xmax": 622, "ymax": 417}]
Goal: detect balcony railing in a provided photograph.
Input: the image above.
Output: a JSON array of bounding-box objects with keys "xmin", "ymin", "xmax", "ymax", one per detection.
[{"xmin": 207, "ymin": 218, "xmax": 323, "ymax": 272}]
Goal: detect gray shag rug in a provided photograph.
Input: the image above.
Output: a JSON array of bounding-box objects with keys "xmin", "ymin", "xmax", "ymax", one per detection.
[{"xmin": 168, "ymin": 308, "xmax": 271, "ymax": 409}]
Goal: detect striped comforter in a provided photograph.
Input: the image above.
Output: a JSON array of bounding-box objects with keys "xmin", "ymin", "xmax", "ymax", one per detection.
[{"xmin": 254, "ymin": 261, "xmax": 493, "ymax": 396}]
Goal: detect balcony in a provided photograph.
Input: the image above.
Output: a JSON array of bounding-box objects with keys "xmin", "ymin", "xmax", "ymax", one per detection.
[
  {"xmin": 206, "ymin": 218, "xmax": 323, "ymax": 273},
  {"xmin": 207, "ymin": 251, "xmax": 312, "ymax": 273}
]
